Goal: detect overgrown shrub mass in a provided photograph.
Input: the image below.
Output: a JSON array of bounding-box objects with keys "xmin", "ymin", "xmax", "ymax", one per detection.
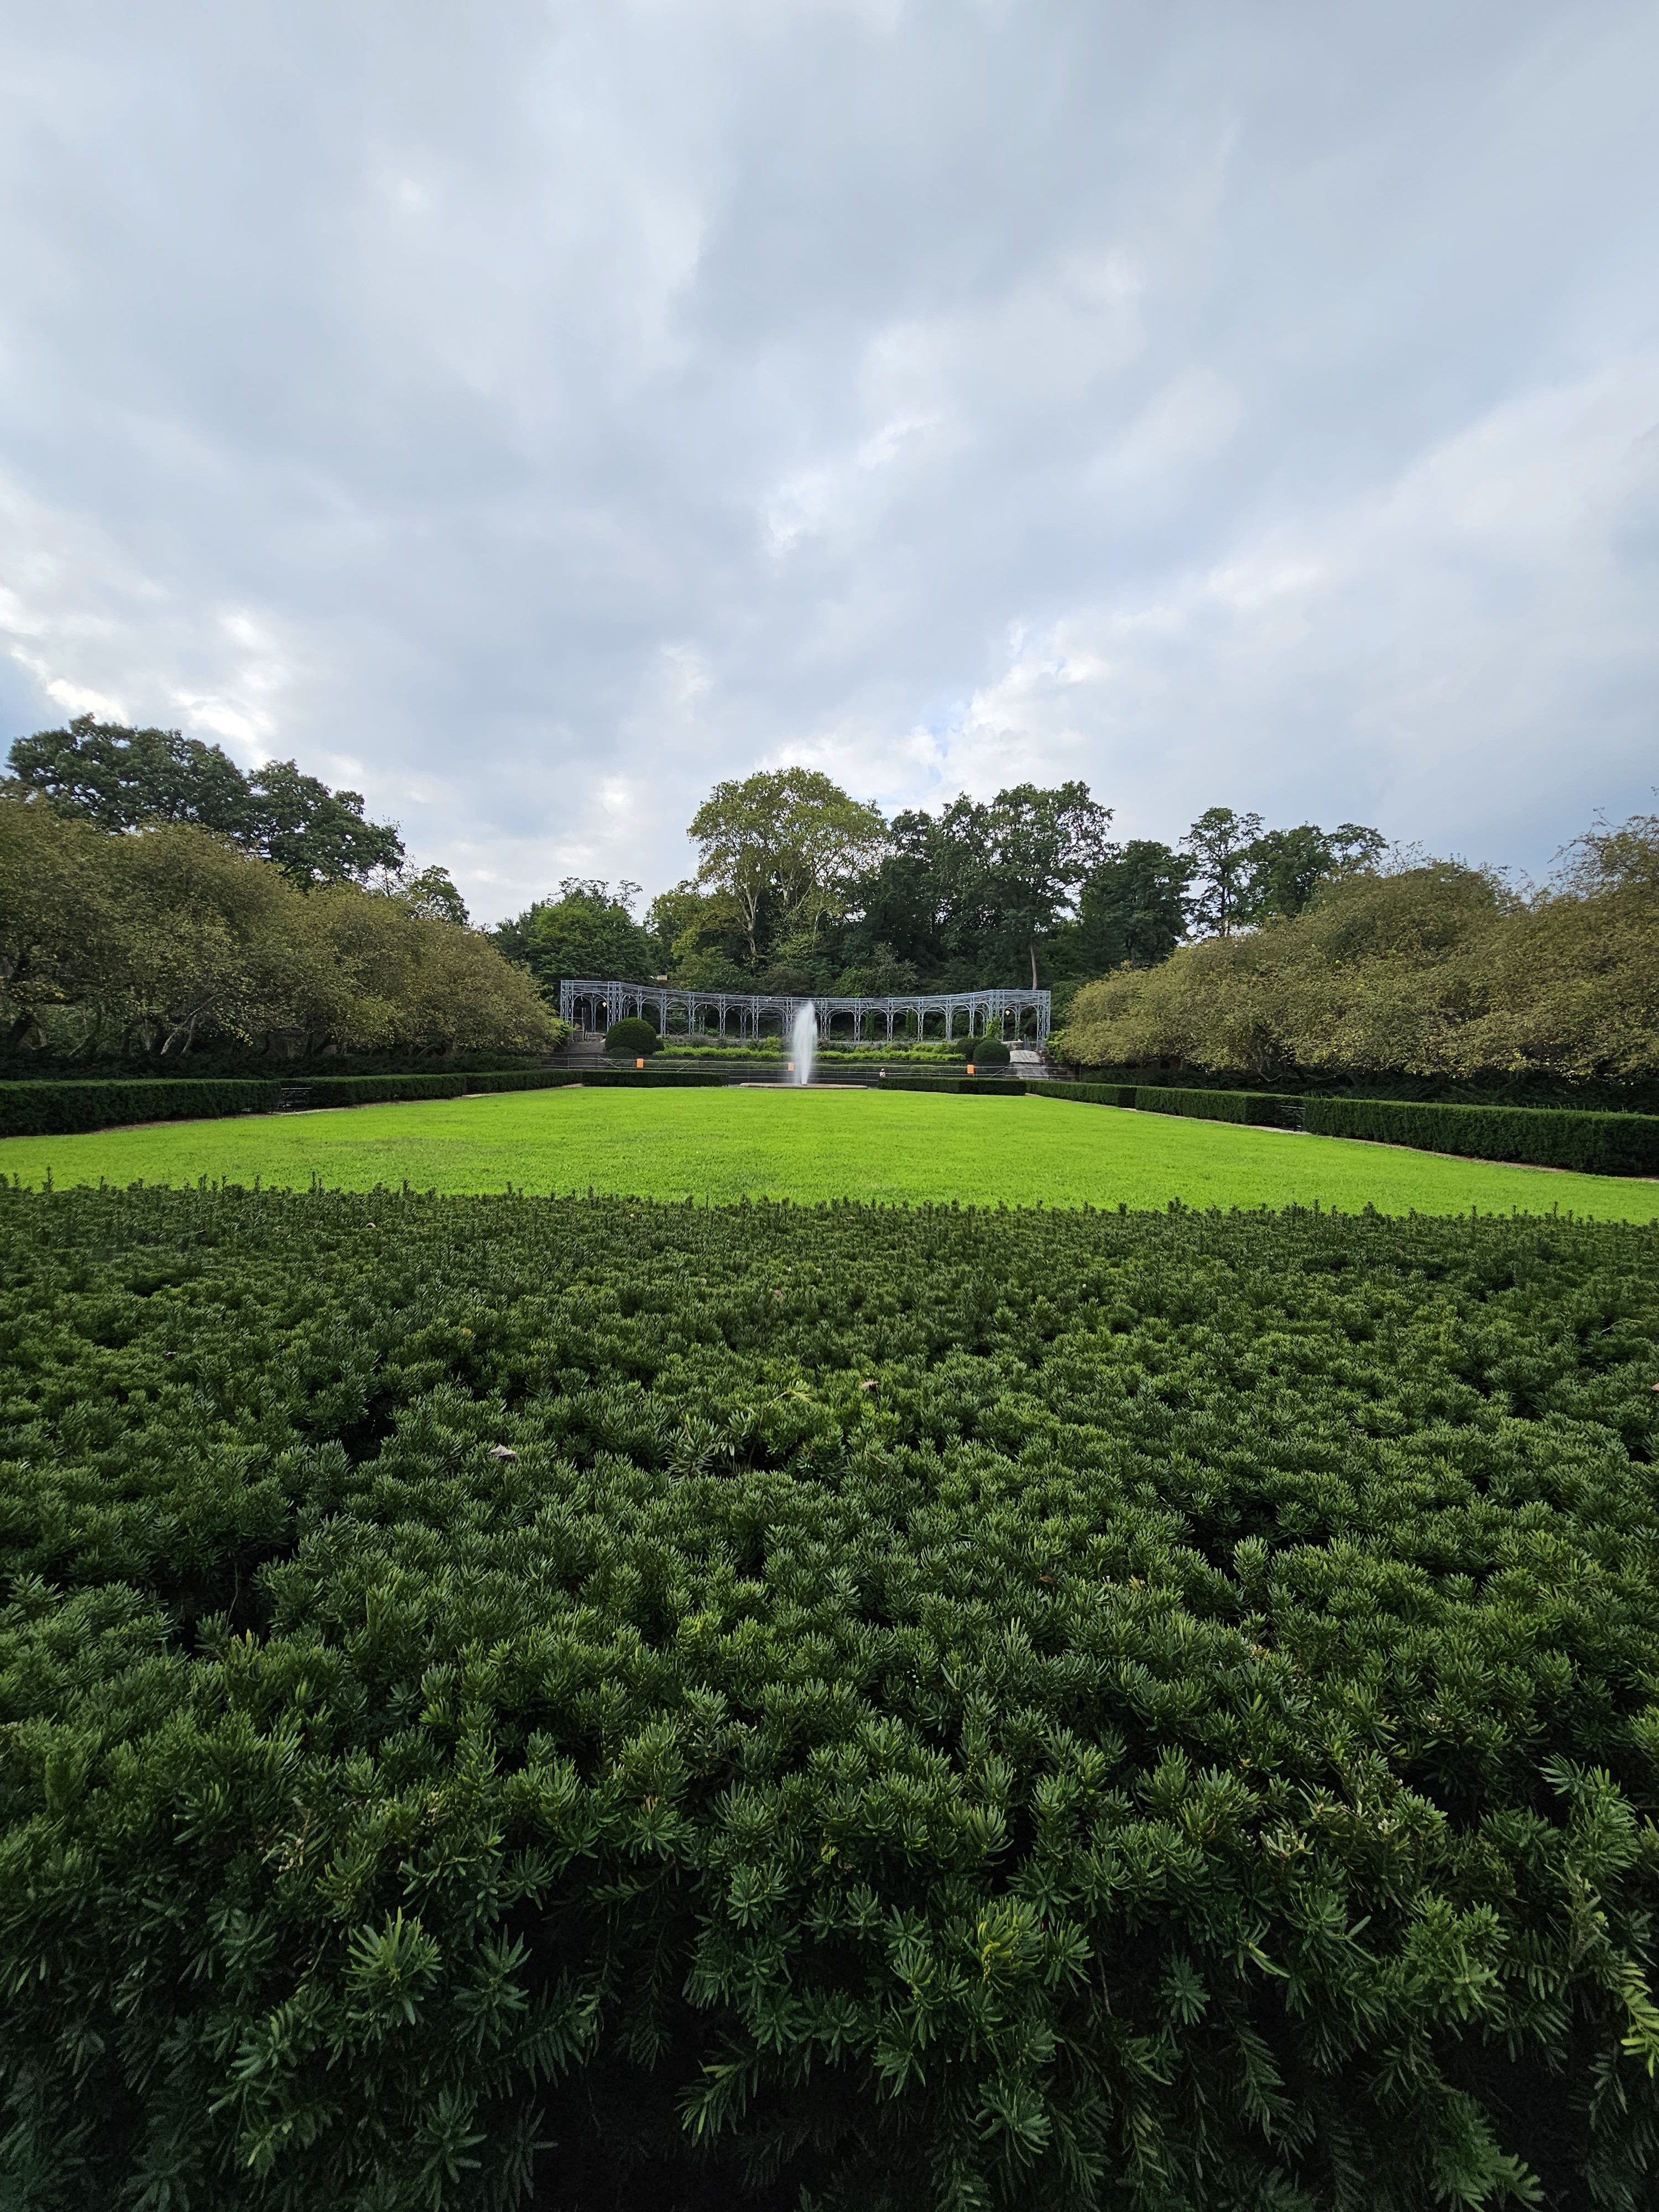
[{"xmin": 2, "ymin": 1191, "xmax": 1659, "ymax": 2209}]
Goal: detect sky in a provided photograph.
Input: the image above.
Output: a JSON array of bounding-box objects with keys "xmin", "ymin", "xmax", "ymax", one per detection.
[{"xmin": 0, "ymin": 0, "xmax": 1655, "ymax": 925}]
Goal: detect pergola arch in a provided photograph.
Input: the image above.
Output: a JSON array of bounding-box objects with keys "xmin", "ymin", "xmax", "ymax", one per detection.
[{"xmin": 559, "ymin": 980, "xmax": 1051, "ymax": 1046}]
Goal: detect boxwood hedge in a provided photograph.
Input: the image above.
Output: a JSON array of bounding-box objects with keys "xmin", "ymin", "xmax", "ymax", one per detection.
[
  {"xmin": 1303, "ymin": 1097, "xmax": 1659, "ymax": 1178},
  {"xmin": 2, "ymin": 1188, "xmax": 1658, "ymax": 2209},
  {"xmin": 0, "ymin": 1077, "xmax": 281, "ymax": 1138}
]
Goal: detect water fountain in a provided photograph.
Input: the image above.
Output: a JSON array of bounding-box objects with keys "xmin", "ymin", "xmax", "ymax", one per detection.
[{"xmin": 790, "ymin": 1000, "xmax": 817, "ymax": 1086}]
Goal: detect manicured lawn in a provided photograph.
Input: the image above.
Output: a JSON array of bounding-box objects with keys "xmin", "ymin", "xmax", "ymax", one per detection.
[{"xmin": 1, "ymin": 1086, "xmax": 1653, "ymax": 1217}]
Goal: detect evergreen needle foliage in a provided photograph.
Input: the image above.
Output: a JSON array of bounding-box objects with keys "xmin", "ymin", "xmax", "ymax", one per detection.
[{"xmin": 1, "ymin": 1190, "xmax": 1658, "ymax": 2208}]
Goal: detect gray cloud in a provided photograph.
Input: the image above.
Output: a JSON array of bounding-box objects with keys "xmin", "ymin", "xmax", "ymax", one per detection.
[{"xmin": 1, "ymin": 0, "xmax": 1655, "ymax": 919}]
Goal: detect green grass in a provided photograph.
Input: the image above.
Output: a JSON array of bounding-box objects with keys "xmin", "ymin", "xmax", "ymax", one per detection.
[{"xmin": 1, "ymin": 1086, "xmax": 1654, "ymax": 1217}]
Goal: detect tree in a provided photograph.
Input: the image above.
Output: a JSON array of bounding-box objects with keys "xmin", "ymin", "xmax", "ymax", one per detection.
[
  {"xmin": 1245, "ymin": 821, "xmax": 1386, "ymax": 921},
  {"xmin": 977, "ymin": 782, "xmax": 1117, "ymax": 987},
  {"xmin": 1181, "ymin": 808, "xmax": 1263, "ymax": 937},
  {"xmin": 494, "ymin": 880, "xmax": 654, "ymax": 999},
  {"xmin": 1077, "ymin": 839, "xmax": 1194, "ymax": 969},
  {"xmin": 384, "ymin": 864, "xmax": 469, "ymax": 926},
  {"xmin": 7, "ymin": 716, "xmax": 251, "ymax": 831},
  {"xmin": 6, "ymin": 716, "xmax": 404, "ymax": 885},
  {"xmin": 0, "ymin": 795, "xmax": 121, "ymax": 1050},
  {"xmin": 241, "ymin": 758, "xmax": 404, "ymax": 885},
  {"xmin": 688, "ymin": 769, "xmax": 886, "ymax": 964},
  {"xmin": 312, "ymin": 888, "xmax": 556, "ymax": 1057},
  {"xmin": 844, "ymin": 783, "xmax": 1114, "ymax": 987}
]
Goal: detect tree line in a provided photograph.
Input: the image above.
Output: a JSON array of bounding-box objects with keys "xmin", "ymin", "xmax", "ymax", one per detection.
[
  {"xmin": 494, "ymin": 768, "xmax": 1385, "ymax": 1009},
  {"xmin": 2, "ymin": 719, "xmax": 554, "ymax": 1063},
  {"xmin": 1059, "ymin": 814, "xmax": 1659, "ymax": 1093}
]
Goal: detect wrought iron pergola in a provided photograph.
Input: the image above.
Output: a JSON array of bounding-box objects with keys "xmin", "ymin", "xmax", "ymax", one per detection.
[{"xmin": 558, "ymin": 978, "xmax": 1051, "ymax": 1045}]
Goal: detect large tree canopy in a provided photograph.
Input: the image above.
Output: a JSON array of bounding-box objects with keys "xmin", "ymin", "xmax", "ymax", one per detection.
[
  {"xmin": 6, "ymin": 716, "xmax": 404, "ymax": 885},
  {"xmin": 688, "ymin": 768, "xmax": 886, "ymax": 962},
  {"xmin": 0, "ymin": 794, "xmax": 551, "ymax": 1062},
  {"xmin": 493, "ymin": 880, "xmax": 655, "ymax": 1000}
]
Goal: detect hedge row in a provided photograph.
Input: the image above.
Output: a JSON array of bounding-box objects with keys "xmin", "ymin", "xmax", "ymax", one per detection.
[
  {"xmin": 1026, "ymin": 1079, "xmax": 1659, "ymax": 1174},
  {"xmin": 0, "ymin": 1078, "xmax": 280, "ymax": 1138},
  {"xmin": 875, "ymin": 1073, "xmax": 1027, "ymax": 1096},
  {"xmin": 0, "ymin": 1066, "xmax": 733, "ymax": 1138},
  {"xmin": 1026, "ymin": 1079, "xmax": 1138, "ymax": 1109},
  {"xmin": 1130, "ymin": 1084, "xmax": 1302, "ymax": 1129},
  {"xmin": 1027, "ymin": 1080, "xmax": 1298, "ymax": 1125},
  {"xmin": 1303, "ymin": 1095, "xmax": 1659, "ymax": 1177}
]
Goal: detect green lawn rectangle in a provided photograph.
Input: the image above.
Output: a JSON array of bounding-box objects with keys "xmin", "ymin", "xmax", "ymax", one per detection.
[{"xmin": 1, "ymin": 1086, "xmax": 1653, "ymax": 1219}]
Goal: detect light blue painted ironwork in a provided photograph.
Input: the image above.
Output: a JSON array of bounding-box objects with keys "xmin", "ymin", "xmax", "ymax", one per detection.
[{"xmin": 559, "ymin": 979, "xmax": 1051, "ymax": 1045}]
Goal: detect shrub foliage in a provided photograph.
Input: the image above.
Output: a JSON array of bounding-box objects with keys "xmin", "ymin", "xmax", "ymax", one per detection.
[
  {"xmin": 605, "ymin": 1017, "xmax": 661, "ymax": 1057},
  {"xmin": 2, "ymin": 1191, "xmax": 1658, "ymax": 2209}
]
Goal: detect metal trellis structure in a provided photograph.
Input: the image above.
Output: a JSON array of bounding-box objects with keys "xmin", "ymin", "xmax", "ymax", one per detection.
[{"xmin": 558, "ymin": 979, "xmax": 1051, "ymax": 1045}]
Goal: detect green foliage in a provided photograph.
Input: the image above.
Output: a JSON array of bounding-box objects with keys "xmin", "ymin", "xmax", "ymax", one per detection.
[
  {"xmin": 494, "ymin": 881, "xmax": 654, "ymax": 998},
  {"xmin": 690, "ymin": 769, "xmax": 886, "ymax": 964},
  {"xmin": 0, "ymin": 797, "xmax": 558, "ymax": 1065},
  {"xmin": 605, "ymin": 1018, "xmax": 660, "ymax": 1057},
  {"xmin": 1061, "ymin": 831, "xmax": 1659, "ymax": 1089},
  {"xmin": 0, "ymin": 1077, "xmax": 280, "ymax": 1136},
  {"xmin": 1, "ymin": 1188, "xmax": 1658, "ymax": 2208},
  {"xmin": 1026, "ymin": 1080, "xmax": 1139, "ymax": 1109},
  {"xmin": 876, "ymin": 1073, "xmax": 1026, "ymax": 1095},
  {"xmin": 1073, "ymin": 840, "xmax": 1194, "ymax": 969},
  {"xmin": 1305, "ymin": 1097, "xmax": 1659, "ymax": 1176},
  {"xmin": 1131, "ymin": 1086, "xmax": 1303, "ymax": 1129},
  {"xmin": 7, "ymin": 716, "xmax": 404, "ymax": 885},
  {"xmin": 966, "ymin": 1034, "xmax": 1011, "ymax": 1067}
]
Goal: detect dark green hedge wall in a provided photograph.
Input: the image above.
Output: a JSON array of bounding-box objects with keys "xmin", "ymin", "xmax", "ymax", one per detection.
[
  {"xmin": 1025, "ymin": 1080, "xmax": 1140, "ymax": 1108},
  {"xmin": 875, "ymin": 1074, "xmax": 1028, "ymax": 1096},
  {"xmin": 1303, "ymin": 1096, "xmax": 1659, "ymax": 1176},
  {"xmin": 0, "ymin": 1079, "xmax": 281, "ymax": 1138},
  {"xmin": 1130, "ymin": 1086, "xmax": 1302, "ymax": 1128}
]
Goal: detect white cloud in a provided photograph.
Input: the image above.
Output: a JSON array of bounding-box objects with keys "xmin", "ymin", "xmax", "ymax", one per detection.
[{"xmin": 0, "ymin": 0, "xmax": 1653, "ymax": 917}]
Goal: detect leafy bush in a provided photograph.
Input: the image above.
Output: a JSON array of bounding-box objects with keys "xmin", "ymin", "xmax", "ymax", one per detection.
[
  {"xmin": 965, "ymin": 1033, "xmax": 1011, "ymax": 1066},
  {"xmin": 3, "ymin": 1189, "xmax": 1659, "ymax": 2209},
  {"xmin": 604, "ymin": 1016, "xmax": 660, "ymax": 1056},
  {"xmin": 1305, "ymin": 1095, "xmax": 1659, "ymax": 1176}
]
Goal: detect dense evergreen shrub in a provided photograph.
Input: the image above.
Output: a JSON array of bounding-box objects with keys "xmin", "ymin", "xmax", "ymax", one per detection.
[
  {"xmin": 1131, "ymin": 1084, "xmax": 1302, "ymax": 1128},
  {"xmin": 577, "ymin": 1066, "xmax": 727, "ymax": 1087},
  {"xmin": 0, "ymin": 1077, "xmax": 280, "ymax": 1137},
  {"xmin": 965, "ymin": 1033, "xmax": 1011, "ymax": 1066},
  {"xmin": 875, "ymin": 1073, "xmax": 1027, "ymax": 1095},
  {"xmin": 2, "ymin": 1190, "xmax": 1658, "ymax": 2208},
  {"xmin": 604, "ymin": 1016, "xmax": 660, "ymax": 1056},
  {"xmin": 1304, "ymin": 1096, "xmax": 1659, "ymax": 1176},
  {"xmin": 1026, "ymin": 1079, "xmax": 1139, "ymax": 1108},
  {"xmin": 285, "ymin": 1072, "xmax": 584, "ymax": 1107}
]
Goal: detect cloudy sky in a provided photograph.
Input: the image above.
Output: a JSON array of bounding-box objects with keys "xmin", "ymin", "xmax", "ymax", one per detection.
[{"xmin": 1, "ymin": 0, "xmax": 1655, "ymax": 922}]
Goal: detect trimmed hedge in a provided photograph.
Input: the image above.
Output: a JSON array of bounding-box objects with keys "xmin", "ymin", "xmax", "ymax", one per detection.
[
  {"xmin": 285, "ymin": 1072, "xmax": 582, "ymax": 1108},
  {"xmin": 1027, "ymin": 1080, "xmax": 1297, "ymax": 1124},
  {"xmin": 0, "ymin": 1070, "xmax": 591, "ymax": 1138},
  {"xmin": 1303, "ymin": 1095, "xmax": 1659, "ymax": 1176},
  {"xmin": 604, "ymin": 1016, "xmax": 660, "ymax": 1056},
  {"xmin": 876, "ymin": 1073, "xmax": 1027, "ymax": 1096},
  {"xmin": 0, "ymin": 1078, "xmax": 280, "ymax": 1138},
  {"xmin": 1026, "ymin": 1079, "xmax": 1139, "ymax": 1108},
  {"xmin": 1132, "ymin": 1085, "xmax": 1303, "ymax": 1128},
  {"xmin": 577, "ymin": 1067, "xmax": 730, "ymax": 1088}
]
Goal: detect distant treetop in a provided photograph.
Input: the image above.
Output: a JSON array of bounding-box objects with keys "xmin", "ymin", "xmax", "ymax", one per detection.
[{"xmin": 6, "ymin": 714, "xmax": 404, "ymax": 886}]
